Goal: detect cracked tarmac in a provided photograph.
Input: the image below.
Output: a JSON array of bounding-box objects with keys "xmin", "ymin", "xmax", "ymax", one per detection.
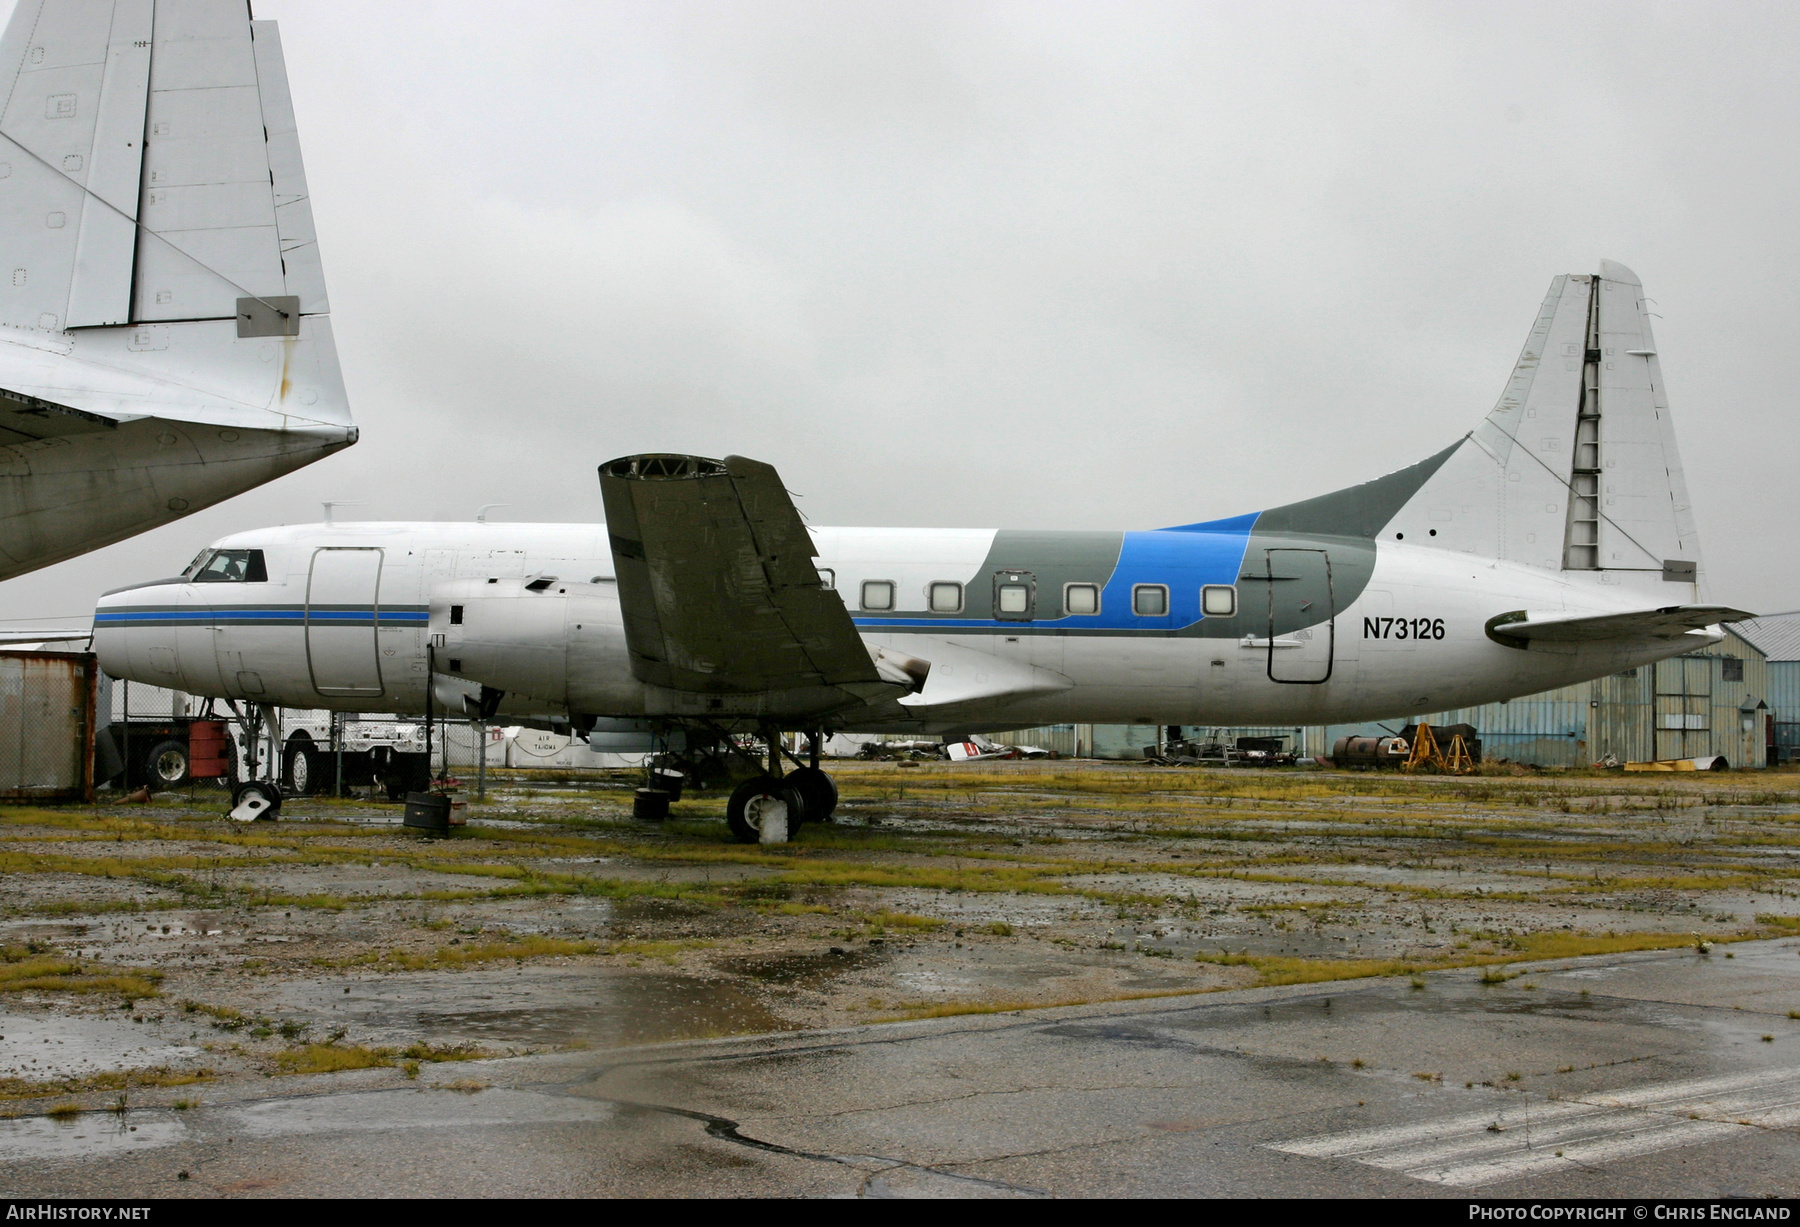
[
  {"xmin": 1, "ymin": 938, "xmax": 1798, "ymax": 1196},
  {"xmin": 1, "ymin": 761, "xmax": 1799, "ymax": 1195}
]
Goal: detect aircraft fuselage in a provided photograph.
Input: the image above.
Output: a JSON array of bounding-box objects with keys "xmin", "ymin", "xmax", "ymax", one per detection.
[{"xmin": 93, "ymin": 519, "xmax": 1713, "ymax": 735}]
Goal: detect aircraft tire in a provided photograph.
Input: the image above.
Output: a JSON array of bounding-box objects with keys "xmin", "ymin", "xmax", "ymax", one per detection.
[
  {"xmin": 784, "ymin": 766, "xmax": 837, "ymax": 822},
  {"xmin": 231, "ymin": 779, "xmax": 282, "ymax": 820},
  {"xmin": 726, "ymin": 776, "xmax": 806, "ymax": 843}
]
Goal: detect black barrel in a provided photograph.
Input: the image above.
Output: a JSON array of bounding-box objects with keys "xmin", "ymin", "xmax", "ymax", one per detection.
[
  {"xmin": 651, "ymin": 768, "xmax": 684, "ymax": 802},
  {"xmin": 403, "ymin": 791, "xmax": 451, "ymax": 834},
  {"xmin": 633, "ymin": 788, "xmax": 671, "ymax": 821}
]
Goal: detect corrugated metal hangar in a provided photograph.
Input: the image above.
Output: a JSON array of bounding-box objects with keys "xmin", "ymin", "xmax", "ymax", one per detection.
[{"xmin": 1002, "ymin": 614, "xmax": 1800, "ymax": 770}]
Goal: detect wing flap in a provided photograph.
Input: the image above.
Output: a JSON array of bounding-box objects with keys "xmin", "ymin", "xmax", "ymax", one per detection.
[
  {"xmin": 599, "ymin": 453, "xmax": 889, "ymax": 700},
  {"xmin": 1487, "ymin": 605, "xmax": 1756, "ymax": 645},
  {"xmin": 895, "ymin": 638, "xmax": 1072, "ymax": 710}
]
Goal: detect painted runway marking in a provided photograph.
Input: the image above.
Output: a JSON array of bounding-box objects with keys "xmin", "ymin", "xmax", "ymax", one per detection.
[{"xmin": 1272, "ymin": 1067, "xmax": 1800, "ymax": 1187}]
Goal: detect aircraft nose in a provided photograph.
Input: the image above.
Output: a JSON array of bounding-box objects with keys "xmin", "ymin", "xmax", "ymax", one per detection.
[{"xmin": 93, "ymin": 580, "xmax": 193, "ymax": 688}]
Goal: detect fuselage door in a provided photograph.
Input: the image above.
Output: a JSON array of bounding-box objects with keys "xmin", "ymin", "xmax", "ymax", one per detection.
[
  {"xmin": 993, "ymin": 570, "xmax": 1036, "ymax": 621},
  {"xmin": 307, "ymin": 548, "xmax": 385, "ymax": 696},
  {"xmin": 1264, "ymin": 548, "xmax": 1334, "ymax": 684}
]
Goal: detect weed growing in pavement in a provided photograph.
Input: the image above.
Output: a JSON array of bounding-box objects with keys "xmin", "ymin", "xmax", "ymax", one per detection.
[
  {"xmin": 0, "ymin": 944, "xmax": 160, "ymax": 1000},
  {"xmin": 0, "ymin": 1066, "xmax": 211, "ymax": 1103}
]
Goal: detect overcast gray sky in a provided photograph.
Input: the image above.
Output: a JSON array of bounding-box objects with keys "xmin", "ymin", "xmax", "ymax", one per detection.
[{"xmin": 4, "ymin": 0, "xmax": 1798, "ymax": 625}]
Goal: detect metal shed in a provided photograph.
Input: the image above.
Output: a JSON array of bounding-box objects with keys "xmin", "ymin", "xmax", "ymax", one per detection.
[
  {"xmin": 1734, "ymin": 615, "xmax": 1800, "ymax": 762},
  {"xmin": 0, "ymin": 650, "xmax": 98, "ymax": 801}
]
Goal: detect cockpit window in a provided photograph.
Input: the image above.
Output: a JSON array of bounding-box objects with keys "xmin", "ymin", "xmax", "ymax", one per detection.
[
  {"xmin": 192, "ymin": 548, "xmax": 267, "ymax": 583},
  {"xmin": 183, "ymin": 549, "xmax": 214, "ymax": 578}
]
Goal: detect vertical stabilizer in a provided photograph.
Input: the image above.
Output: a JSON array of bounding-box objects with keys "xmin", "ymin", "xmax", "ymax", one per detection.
[
  {"xmin": 0, "ymin": 0, "xmax": 353, "ymax": 582},
  {"xmin": 0, "ymin": 1, "xmax": 329, "ymax": 332},
  {"xmin": 1319, "ymin": 262, "xmax": 1702, "ymax": 602}
]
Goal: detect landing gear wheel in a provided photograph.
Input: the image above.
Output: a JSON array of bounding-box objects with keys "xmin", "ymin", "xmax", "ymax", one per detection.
[
  {"xmin": 784, "ymin": 766, "xmax": 837, "ymax": 822},
  {"xmin": 145, "ymin": 739, "xmax": 190, "ymax": 790},
  {"xmin": 725, "ymin": 776, "xmax": 806, "ymax": 843},
  {"xmin": 229, "ymin": 780, "xmax": 282, "ymax": 822}
]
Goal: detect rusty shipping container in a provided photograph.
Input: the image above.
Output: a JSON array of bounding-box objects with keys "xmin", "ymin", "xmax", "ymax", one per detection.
[{"xmin": 0, "ymin": 651, "xmax": 98, "ymax": 801}]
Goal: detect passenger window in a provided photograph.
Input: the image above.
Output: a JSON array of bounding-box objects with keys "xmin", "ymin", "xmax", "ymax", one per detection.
[
  {"xmin": 1201, "ymin": 584, "xmax": 1237, "ymax": 617},
  {"xmin": 193, "ymin": 548, "xmax": 267, "ymax": 583},
  {"xmin": 1064, "ymin": 583, "xmax": 1100, "ymax": 616},
  {"xmin": 997, "ymin": 584, "xmax": 1029, "ymax": 614},
  {"xmin": 929, "ymin": 582, "xmax": 963, "ymax": 613},
  {"xmin": 1132, "ymin": 584, "xmax": 1168, "ymax": 617},
  {"xmin": 860, "ymin": 580, "xmax": 895, "ymax": 611}
]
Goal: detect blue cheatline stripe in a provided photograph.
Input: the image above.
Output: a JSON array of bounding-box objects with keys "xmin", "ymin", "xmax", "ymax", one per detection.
[
  {"xmin": 851, "ymin": 524, "xmax": 1257, "ymax": 633},
  {"xmin": 93, "ymin": 605, "xmax": 428, "ymax": 628}
]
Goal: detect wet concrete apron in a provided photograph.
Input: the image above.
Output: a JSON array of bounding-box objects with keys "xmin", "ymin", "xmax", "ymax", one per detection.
[{"xmin": 1, "ymin": 939, "xmax": 1796, "ymax": 1197}]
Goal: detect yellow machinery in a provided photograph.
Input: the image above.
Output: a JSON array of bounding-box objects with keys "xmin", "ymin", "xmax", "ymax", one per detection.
[{"xmin": 1402, "ymin": 723, "xmax": 1477, "ymax": 775}]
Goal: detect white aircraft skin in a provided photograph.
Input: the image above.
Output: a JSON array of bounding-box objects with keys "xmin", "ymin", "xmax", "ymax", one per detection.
[
  {"xmin": 92, "ymin": 261, "xmax": 1749, "ymax": 745},
  {"xmin": 0, "ymin": 0, "xmax": 353, "ymax": 581},
  {"xmin": 93, "ymin": 517, "xmax": 1716, "ymax": 735}
]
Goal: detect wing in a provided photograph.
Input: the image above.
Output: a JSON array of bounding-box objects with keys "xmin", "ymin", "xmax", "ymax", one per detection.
[
  {"xmin": 1487, "ymin": 605, "xmax": 1756, "ymax": 646},
  {"xmin": 599, "ymin": 454, "xmax": 911, "ymax": 708}
]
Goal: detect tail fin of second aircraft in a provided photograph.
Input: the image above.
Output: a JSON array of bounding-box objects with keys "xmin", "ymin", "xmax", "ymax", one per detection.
[
  {"xmin": 1250, "ymin": 261, "xmax": 1703, "ymax": 602},
  {"xmin": 0, "ymin": 0, "xmax": 345, "ymax": 427},
  {"xmin": 0, "ymin": 0, "xmax": 352, "ymax": 582}
]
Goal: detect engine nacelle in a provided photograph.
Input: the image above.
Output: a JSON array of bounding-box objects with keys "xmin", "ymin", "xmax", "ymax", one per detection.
[{"xmin": 429, "ymin": 575, "xmax": 643, "ymax": 715}]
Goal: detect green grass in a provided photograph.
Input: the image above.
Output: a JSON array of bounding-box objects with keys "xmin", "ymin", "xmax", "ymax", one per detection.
[
  {"xmin": 272, "ymin": 1039, "xmax": 489, "ymax": 1076},
  {"xmin": 0, "ymin": 1066, "xmax": 210, "ymax": 1103},
  {"xmin": 273, "ymin": 1043, "xmax": 393, "ymax": 1075},
  {"xmin": 0, "ymin": 945, "xmax": 160, "ymax": 999},
  {"xmin": 1197, "ymin": 931, "xmax": 1714, "ymax": 988}
]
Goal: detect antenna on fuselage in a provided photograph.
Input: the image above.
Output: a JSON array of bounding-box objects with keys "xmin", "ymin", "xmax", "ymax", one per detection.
[
  {"xmin": 476, "ymin": 504, "xmax": 511, "ymax": 524},
  {"xmin": 321, "ymin": 502, "xmax": 365, "ymax": 525}
]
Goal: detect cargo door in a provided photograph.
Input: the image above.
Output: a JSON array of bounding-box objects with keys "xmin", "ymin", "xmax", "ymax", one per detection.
[
  {"xmin": 1265, "ymin": 548, "xmax": 1334, "ymax": 684},
  {"xmin": 306, "ymin": 548, "xmax": 385, "ymax": 696}
]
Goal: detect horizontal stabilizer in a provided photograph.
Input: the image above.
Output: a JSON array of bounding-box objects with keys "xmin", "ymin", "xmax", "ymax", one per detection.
[
  {"xmin": 0, "ymin": 385, "xmax": 114, "ymax": 442},
  {"xmin": 1487, "ymin": 605, "xmax": 1755, "ymax": 647},
  {"xmin": 598, "ymin": 453, "xmax": 896, "ymax": 703}
]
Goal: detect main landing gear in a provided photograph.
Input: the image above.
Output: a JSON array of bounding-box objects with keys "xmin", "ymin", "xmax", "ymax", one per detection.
[{"xmin": 723, "ymin": 730, "xmax": 838, "ymax": 844}]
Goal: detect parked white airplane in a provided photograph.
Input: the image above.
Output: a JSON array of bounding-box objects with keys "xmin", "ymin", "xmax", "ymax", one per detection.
[
  {"xmin": 93, "ymin": 262, "xmax": 1753, "ymax": 839},
  {"xmin": 0, "ymin": 0, "xmax": 351, "ymax": 582}
]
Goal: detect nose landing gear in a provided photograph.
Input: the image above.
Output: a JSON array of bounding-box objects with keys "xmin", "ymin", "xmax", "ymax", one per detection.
[
  {"xmin": 223, "ymin": 701, "xmax": 283, "ymax": 821},
  {"xmin": 229, "ymin": 779, "xmax": 281, "ymax": 822}
]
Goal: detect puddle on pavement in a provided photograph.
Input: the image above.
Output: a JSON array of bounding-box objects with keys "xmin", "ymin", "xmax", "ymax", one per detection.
[
  {"xmin": 278, "ymin": 967, "xmax": 790, "ymax": 1048},
  {"xmin": 0, "ymin": 1114, "xmax": 187, "ymax": 1162},
  {"xmin": 0, "ymin": 922, "xmax": 92, "ymax": 942},
  {"xmin": 223, "ymin": 1087, "xmax": 619, "ymax": 1139},
  {"xmin": 0, "ymin": 1013, "xmax": 204, "ymax": 1080},
  {"xmin": 714, "ymin": 947, "xmax": 881, "ymax": 987},
  {"xmin": 612, "ymin": 898, "xmax": 712, "ymax": 923}
]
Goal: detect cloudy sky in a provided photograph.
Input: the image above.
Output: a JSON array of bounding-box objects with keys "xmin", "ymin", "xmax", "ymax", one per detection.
[{"xmin": 4, "ymin": 0, "xmax": 1798, "ymax": 626}]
